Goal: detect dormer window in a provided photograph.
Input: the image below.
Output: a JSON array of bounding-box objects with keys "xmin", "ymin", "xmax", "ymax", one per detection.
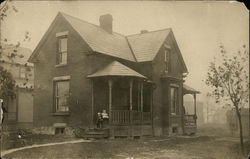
[{"xmin": 56, "ymin": 31, "xmax": 68, "ymax": 65}]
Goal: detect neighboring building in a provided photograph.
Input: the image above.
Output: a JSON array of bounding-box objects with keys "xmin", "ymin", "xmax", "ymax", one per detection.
[
  {"xmin": 226, "ymin": 108, "xmax": 249, "ymax": 137},
  {"xmin": 28, "ymin": 12, "xmax": 199, "ymax": 137},
  {"xmin": 0, "ymin": 44, "xmax": 34, "ymax": 128}
]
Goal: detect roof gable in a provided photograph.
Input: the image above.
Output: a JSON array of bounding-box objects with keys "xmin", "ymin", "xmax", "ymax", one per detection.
[
  {"xmin": 29, "ymin": 12, "xmax": 188, "ymax": 72},
  {"xmin": 126, "ymin": 29, "xmax": 171, "ymax": 62},
  {"xmin": 61, "ymin": 13, "xmax": 136, "ymax": 62},
  {"xmin": 87, "ymin": 61, "xmax": 146, "ymax": 79},
  {"xmin": 167, "ymin": 31, "xmax": 188, "ymax": 73}
]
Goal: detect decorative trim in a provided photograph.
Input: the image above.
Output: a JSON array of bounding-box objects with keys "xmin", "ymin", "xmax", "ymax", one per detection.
[
  {"xmin": 53, "ymin": 75, "xmax": 70, "ymax": 81},
  {"xmin": 56, "ymin": 31, "xmax": 69, "ymax": 37}
]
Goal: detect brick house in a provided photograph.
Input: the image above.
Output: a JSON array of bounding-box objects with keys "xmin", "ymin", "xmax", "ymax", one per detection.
[{"xmin": 28, "ymin": 12, "xmax": 199, "ymax": 137}]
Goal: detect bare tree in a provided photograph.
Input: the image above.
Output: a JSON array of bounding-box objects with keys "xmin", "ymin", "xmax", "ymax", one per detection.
[{"xmin": 206, "ymin": 44, "xmax": 249, "ymax": 152}]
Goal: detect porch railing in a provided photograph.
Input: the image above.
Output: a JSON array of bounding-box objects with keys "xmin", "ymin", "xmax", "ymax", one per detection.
[
  {"xmin": 184, "ymin": 115, "xmax": 196, "ymax": 126},
  {"xmin": 111, "ymin": 110, "xmax": 151, "ymax": 125},
  {"xmin": 111, "ymin": 110, "xmax": 130, "ymax": 125}
]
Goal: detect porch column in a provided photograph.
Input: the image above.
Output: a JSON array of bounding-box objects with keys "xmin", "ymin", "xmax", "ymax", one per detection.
[
  {"xmin": 140, "ymin": 82, "xmax": 143, "ymax": 122},
  {"xmin": 193, "ymin": 93, "xmax": 197, "ymax": 124},
  {"xmin": 129, "ymin": 79, "xmax": 133, "ymax": 137},
  {"xmin": 129, "ymin": 79, "xmax": 133, "ymax": 113},
  {"xmin": 108, "ymin": 79, "xmax": 113, "ymax": 124},
  {"xmin": 91, "ymin": 80, "xmax": 94, "ymax": 126}
]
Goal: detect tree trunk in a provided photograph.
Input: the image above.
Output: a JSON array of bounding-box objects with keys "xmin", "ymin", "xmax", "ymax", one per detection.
[{"xmin": 235, "ymin": 106, "xmax": 244, "ymax": 153}]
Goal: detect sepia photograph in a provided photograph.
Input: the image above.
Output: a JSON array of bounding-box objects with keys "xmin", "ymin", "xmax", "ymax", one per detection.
[{"xmin": 0, "ymin": 1, "xmax": 249, "ymax": 159}]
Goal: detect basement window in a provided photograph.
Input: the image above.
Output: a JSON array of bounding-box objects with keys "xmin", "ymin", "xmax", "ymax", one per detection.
[
  {"xmin": 55, "ymin": 127, "xmax": 65, "ymax": 135},
  {"xmin": 172, "ymin": 127, "xmax": 178, "ymax": 133}
]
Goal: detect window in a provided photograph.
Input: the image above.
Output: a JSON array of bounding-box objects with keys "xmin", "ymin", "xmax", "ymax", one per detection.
[
  {"xmin": 54, "ymin": 81, "xmax": 69, "ymax": 112},
  {"xmin": 170, "ymin": 86, "xmax": 178, "ymax": 115},
  {"xmin": 57, "ymin": 37, "xmax": 67, "ymax": 64},
  {"xmin": 164, "ymin": 49, "xmax": 170, "ymax": 73},
  {"xmin": 20, "ymin": 67, "xmax": 27, "ymax": 78}
]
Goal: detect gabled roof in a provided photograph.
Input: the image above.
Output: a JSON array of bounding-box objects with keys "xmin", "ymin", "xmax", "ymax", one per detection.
[
  {"xmin": 61, "ymin": 12, "xmax": 136, "ymax": 62},
  {"xmin": 1, "ymin": 43, "xmax": 33, "ymax": 66},
  {"xmin": 29, "ymin": 12, "xmax": 188, "ymax": 73},
  {"xmin": 127, "ymin": 29, "xmax": 171, "ymax": 62},
  {"xmin": 183, "ymin": 84, "xmax": 200, "ymax": 95},
  {"xmin": 87, "ymin": 61, "xmax": 147, "ymax": 79}
]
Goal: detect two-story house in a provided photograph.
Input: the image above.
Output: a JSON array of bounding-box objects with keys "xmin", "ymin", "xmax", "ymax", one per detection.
[
  {"xmin": 28, "ymin": 12, "xmax": 199, "ymax": 137},
  {"xmin": 1, "ymin": 44, "xmax": 34, "ymax": 129}
]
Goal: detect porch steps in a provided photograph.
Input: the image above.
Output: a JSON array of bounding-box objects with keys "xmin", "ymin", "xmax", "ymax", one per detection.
[{"xmin": 83, "ymin": 128, "xmax": 109, "ymax": 139}]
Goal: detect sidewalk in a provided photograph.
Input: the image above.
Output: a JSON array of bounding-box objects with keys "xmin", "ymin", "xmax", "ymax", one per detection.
[{"xmin": 1, "ymin": 138, "xmax": 93, "ymax": 157}]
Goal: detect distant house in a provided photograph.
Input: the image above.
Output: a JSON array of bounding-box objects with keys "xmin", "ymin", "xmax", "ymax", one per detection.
[
  {"xmin": 226, "ymin": 108, "xmax": 249, "ymax": 137},
  {"xmin": 0, "ymin": 44, "xmax": 34, "ymax": 128},
  {"xmin": 28, "ymin": 12, "xmax": 199, "ymax": 137}
]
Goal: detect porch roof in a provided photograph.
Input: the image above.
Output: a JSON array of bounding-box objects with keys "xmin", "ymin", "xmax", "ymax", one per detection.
[
  {"xmin": 87, "ymin": 61, "xmax": 147, "ymax": 79},
  {"xmin": 183, "ymin": 84, "xmax": 200, "ymax": 95}
]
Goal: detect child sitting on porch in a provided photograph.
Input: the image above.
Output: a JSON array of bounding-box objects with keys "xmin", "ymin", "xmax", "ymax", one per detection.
[
  {"xmin": 96, "ymin": 112, "xmax": 103, "ymax": 129},
  {"xmin": 101, "ymin": 110, "xmax": 109, "ymax": 128}
]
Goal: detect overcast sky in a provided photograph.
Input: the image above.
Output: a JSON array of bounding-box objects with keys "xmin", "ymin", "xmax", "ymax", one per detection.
[{"xmin": 2, "ymin": 1, "xmax": 249, "ymax": 102}]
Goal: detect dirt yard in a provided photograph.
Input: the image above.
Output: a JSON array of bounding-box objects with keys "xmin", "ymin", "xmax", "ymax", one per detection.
[
  {"xmin": 2, "ymin": 135, "xmax": 249, "ymax": 159},
  {"xmin": 2, "ymin": 124, "xmax": 249, "ymax": 159}
]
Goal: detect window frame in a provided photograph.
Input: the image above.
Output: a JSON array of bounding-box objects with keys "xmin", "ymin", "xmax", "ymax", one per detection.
[
  {"xmin": 170, "ymin": 85, "xmax": 179, "ymax": 115},
  {"xmin": 53, "ymin": 80, "xmax": 70, "ymax": 113},
  {"xmin": 56, "ymin": 35, "xmax": 68, "ymax": 65},
  {"xmin": 164, "ymin": 46, "xmax": 171, "ymax": 73},
  {"xmin": 19, "ymin": 67, "xmax": 27, "ymax": 79}
]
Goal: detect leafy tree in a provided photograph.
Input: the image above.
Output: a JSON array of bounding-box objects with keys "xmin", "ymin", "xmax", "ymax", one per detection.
[
  {"xmin": 0, "ymin": 0, "xmax": 31, "ymax": 115},
  {"xmin": 206, "ymin": 44, "xmax": 249, "ymax": 152}
]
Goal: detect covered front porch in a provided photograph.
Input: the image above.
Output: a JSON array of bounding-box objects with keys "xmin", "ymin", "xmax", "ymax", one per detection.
[{"xmin": 88, "ymin": 61, "xmax": 154, "ymax": 138}]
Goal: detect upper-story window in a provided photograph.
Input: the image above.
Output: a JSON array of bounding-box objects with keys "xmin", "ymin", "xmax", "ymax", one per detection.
[
  {"xmin": 56, "ymin": 31, "xmax": 69, "ymax": 65},
  {"xmin": 57, "ymin": 37, "xmax": 68, "ymax": 65},
  {"xmin": 164, "ymin": 44, "xmax": 171, "ymax": 73},
  {"xmin": 20, "ymin": 67, "xmax": 27, "ymax": 78}
]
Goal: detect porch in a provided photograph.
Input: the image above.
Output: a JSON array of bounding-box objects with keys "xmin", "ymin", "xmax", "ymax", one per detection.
[
  {"xmin": 183, "ymin": 84, "xmax": 200, "ymax": 135},
  {"xmin": 87, "ymin": 61, "xmax": 154, "ymax": 138}
]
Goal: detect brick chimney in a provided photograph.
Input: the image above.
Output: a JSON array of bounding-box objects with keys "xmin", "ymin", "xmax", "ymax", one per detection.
[{"xmin": 99, "ymin": 14, "xmax": 113, "ymax": 34}]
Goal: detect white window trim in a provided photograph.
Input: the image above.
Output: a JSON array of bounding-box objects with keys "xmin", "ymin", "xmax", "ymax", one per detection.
[
  {"xmin": 56, "ymin": 31, "xmax": 69, "ymax": 37},
  {"xmin": 53, "ymin": 75, "xmax": 71, "ymax": 81}
]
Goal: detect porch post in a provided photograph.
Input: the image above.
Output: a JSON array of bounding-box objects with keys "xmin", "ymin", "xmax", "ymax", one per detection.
[
  {"xmin": 140, "ymin": 82, "xmax": 143, "ymax": 121},
  {"xmin": 129, "ymin": 79, "xmax": 133, "ymax": 115},
  {"xmin": 91, "ymin": 80, "xmax": 94, "ymax": 126},
  {"xmin": 193, "ymin": 93, "xmax": 197, "ymax": 124},
  {"xmin": 108, "ymin": 79, "xmax": 113, "ymax": 124},
  {"xmin": 129, "ymin": 79, "xmax": 133, "ymax": 137}
]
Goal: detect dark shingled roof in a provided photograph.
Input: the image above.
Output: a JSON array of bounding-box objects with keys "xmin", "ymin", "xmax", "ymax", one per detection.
[
  {"xmin": 87, "ymin": 61, "xmax": 147, "ymax": 79},
  {"xmin": 61, "ymin": 13, "xmax": 136, "ymax": 62},
  {"xmin": 127, "ymin": 29, "xmax": 171, "ymax": 62},
  {"xmin": 61, "ymin": 12, "xmax": 171, "ymax": 62},
  {"xmin": 29, "ymin": 12, "xmax": 187, "ymax": 73}
]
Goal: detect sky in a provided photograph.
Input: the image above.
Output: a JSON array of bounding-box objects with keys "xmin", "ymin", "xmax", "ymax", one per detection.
[{"xmin": 1, "ymin": 1, "xmax": 249, "ymax": 102}]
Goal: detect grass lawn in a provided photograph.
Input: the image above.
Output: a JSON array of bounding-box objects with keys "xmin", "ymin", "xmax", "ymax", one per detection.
[{"xmin": 3, "ymin": 136, "xmax": 248, "ymax": 159}]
